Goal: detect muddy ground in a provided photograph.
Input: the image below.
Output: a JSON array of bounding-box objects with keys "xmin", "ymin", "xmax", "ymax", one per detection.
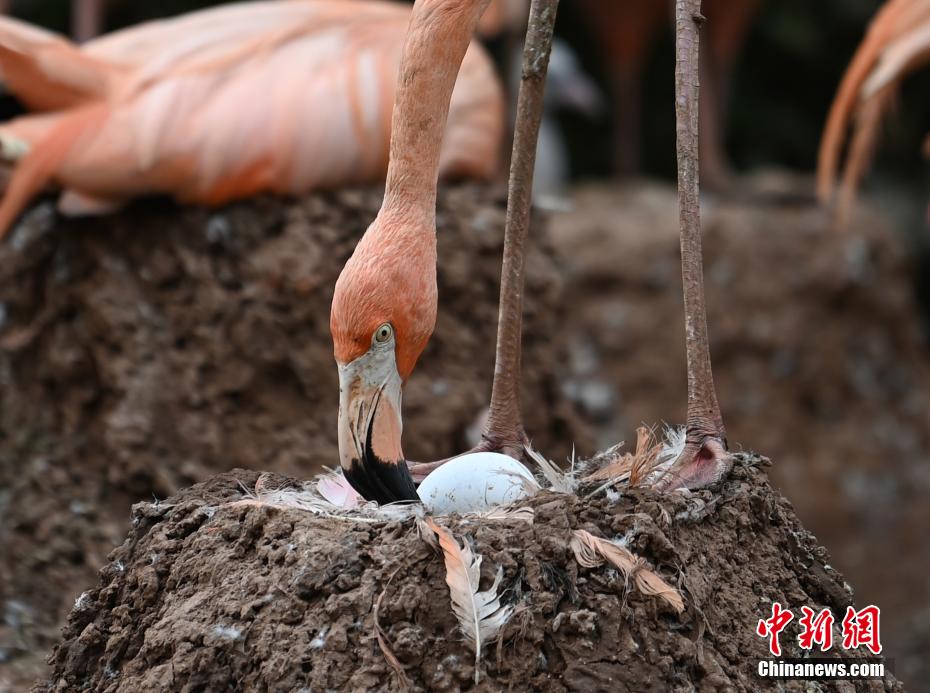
[
  {"xmin": 0, "ymin": 186, "xmax": 589, "ymax": 689},
  {"xmin": 550, "ymin": 177, "xmax": 930, "ymax": 687},
  {"xmin": 1, "ymin": 176, "xmax": 929, "ymax": 689},
  {"xmin": 40, "ymin": 456, "xmax": 901, "ymax": 691}
]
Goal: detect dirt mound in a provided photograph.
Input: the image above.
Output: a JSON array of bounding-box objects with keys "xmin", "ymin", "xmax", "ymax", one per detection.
[
  {"xmin": 0, "ymin": 185, "xmax": 589, "ymax": 688},
  {"xmin": 549, "ymin": 177, "xmax": 930, "ymax": 686},
  {"xmin": 4, "ymin": 175, "xmax": 927, "ymax": 688},
  {"xmin": 38, "ymin": 456, "xmax": 900, "ymax": 691}
]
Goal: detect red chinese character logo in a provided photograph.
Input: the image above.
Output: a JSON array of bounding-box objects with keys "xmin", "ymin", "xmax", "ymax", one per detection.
[
  {"xmin": 841, "ymin": 605, "xmax": 882, "ymax": 654},
  {"xmin": 757, "ymin": 602, "xmax": 794, "ymax": 656},
  {"xmin": 798, "ymin": 606, "xmax": 834, "ymax": 651}
]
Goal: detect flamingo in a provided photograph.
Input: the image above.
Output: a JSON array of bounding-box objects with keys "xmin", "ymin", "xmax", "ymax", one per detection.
[
  {"xmin": 330, "ymin": 0, "xmax": 557, "ymax": 502},
  {"xmin": 0, "ymin": 0, "xmax": 103, "ymax": 42},
  {"xmin": 818, "ymin": 0, "xmax": 930, "ymax": 224},
  {"xmin": 576, "ymin": 0, "xmax": 760, "ymax": 188},
  {"xmin": 330, "ymin": 0, "xmax": 728, "ymax": 502},
  {"xmin": 0, "ymin": 0, "xmax": 504, "ymax": 238}
]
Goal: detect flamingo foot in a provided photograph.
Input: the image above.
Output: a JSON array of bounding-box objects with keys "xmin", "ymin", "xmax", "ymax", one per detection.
[{"xmin": 654, "ymin": 434, "xmax": 731, "ymax": 492}]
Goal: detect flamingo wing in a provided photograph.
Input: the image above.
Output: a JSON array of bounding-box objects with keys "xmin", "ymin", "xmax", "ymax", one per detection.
[
  {"xmin": 817, "ymin": 0, "xmax": 930, "ymax": 218},
  {"xmin": 0, "ymin": 1, "xmax": 503, "ymax": 238},
  {"xmin": 0, "ymin": 16, "xmax": 119, "ymax": 110}
]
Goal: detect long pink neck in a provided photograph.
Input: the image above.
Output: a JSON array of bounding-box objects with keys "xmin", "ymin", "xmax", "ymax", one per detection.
[{"xmin": 381, "ymin": 0, "xmax": 490, "ymax": 224}]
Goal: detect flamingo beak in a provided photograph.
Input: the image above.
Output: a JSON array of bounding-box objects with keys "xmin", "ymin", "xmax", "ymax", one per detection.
[{"xmin": 337, "ymin": 350, "xmax": 419, "ymax": 504}]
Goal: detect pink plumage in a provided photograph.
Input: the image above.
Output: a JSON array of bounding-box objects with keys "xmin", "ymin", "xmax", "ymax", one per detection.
[{"xmin": 0, "ymin": 0, "xmax": 504, "ymax": 237}]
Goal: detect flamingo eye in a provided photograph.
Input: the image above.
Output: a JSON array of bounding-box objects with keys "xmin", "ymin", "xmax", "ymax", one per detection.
[{"xmin": 373, "ymin": 323, "xmax": 393, "ymax": 344}]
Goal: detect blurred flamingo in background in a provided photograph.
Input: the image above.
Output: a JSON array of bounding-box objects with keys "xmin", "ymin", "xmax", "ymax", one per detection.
[
  {"xmin": 576, "ymin": 0, "xmax": 760, "ymax": 189},
  {"xmin": 512, "ymin": 37, "xmax": 603, "ymax": 205},
  {"xmin": 2, "ymin": 0, "xmax": 527, "ymax": 45},
  {"xmin": 818, "ymin": 0, "xmax": 930, "ymax": 224},
  {"xmin": 448, "ymin": 0, "xmax": 762, "ymax": 189},
  {"xmin": 0, "ymin": 0, "xmax": 504, "ymax": 238},
  {"xmin": 477, "ymin": 0, "xmax": 606, "ymax": 204},
  {"xmin": 0, "ymin": 0, "xmax": 104, "ymax": 42}
]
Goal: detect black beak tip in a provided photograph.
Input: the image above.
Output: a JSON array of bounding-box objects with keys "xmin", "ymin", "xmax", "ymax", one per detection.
[{"xmin": 344, "ymin": 455, "xmax": 419, "ymax": 505}]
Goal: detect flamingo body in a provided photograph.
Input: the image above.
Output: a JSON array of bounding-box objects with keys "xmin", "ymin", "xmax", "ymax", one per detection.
[{"xmin": 0, "ymin": 1, "xmax": 504, "ymax": 236}]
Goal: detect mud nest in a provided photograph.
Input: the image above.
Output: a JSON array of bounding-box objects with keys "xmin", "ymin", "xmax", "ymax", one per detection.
[
  {"xmin": 40, "ymin": 456, "xmax": 900, "ymax": 692},
  {"xmin": 550, "ymin": 179, "xmax": 930, "ymax": 682},
  {"xmin": 0, "ymin": 185, "xmax": 589, "ymax": 686}
]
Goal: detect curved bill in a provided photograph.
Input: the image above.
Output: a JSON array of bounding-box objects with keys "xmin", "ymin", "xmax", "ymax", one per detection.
[{"xmin": 337, "ymin": 350, "xmax": 419, "ymax": 504}]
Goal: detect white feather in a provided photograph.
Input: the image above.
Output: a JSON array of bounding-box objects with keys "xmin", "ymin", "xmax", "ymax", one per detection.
[
  {"xmin": 423, "ymin": 518, "xmax": 512, "ymax": 684},
  {"xmin": 524, "ymin": 444, "xmax": 577, "ymax": 493},
  {"xmin": 646, "ymin": 425, "xmax": 686, "ymax": 484}
]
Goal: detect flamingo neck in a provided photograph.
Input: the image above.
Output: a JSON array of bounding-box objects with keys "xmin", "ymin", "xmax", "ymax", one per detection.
[{"xmin": 381, "ymin": 0, "xmax": 491, "ymax": 225}]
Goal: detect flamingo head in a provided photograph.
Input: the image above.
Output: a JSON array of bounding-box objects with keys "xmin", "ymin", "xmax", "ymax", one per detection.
[{"xmin": 330, "ymin": 214, "xmax": 437, "ymax": 503}]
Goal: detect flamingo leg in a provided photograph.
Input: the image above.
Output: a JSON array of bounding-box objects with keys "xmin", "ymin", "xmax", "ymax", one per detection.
[
  {"xmin": 408, "ymin": 0, "xmax": 559, "ymax": 482},
  {"xmin": 698, "ymin": 50, "xmax": 731, "ymax": 191},
  {"xmin": 72, "ymin": 0, "xmax": 104, "ymax": 43},
  {"xmin": 576, "ymin": 0, "xmax": 665, "ymax": 177},
  {"xmin": 655, "ymin": 0, "xmax": 731, "ymax": 492},
  {"xmin": 700, "ymin": 0, "xmax": 759, "ymax": 191}
]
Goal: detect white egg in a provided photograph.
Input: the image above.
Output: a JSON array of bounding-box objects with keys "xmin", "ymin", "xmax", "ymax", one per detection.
[{"xmin": 416, "ymin": 452, "xmax": 539, "ymax": 515}]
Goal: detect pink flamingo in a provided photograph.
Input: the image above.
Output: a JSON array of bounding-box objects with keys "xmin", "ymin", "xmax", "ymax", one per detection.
[
  {"xmin": 330, "ymin": 0, "xmax": 558, "ymax": 501},
  {"xmin": 0, "ymin": 0, "xmax": 103, "ymax": 42},
  {"xmin": 330, "ymin": 0, "xmax": 729, "ymax": 501},
  {"xmin": 576, "ymin": 0, "xmax": 760, "ymax": 188},
  {"xmin": 0, "ymin": 1, "xmax": 504, "ymax": 238}
]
